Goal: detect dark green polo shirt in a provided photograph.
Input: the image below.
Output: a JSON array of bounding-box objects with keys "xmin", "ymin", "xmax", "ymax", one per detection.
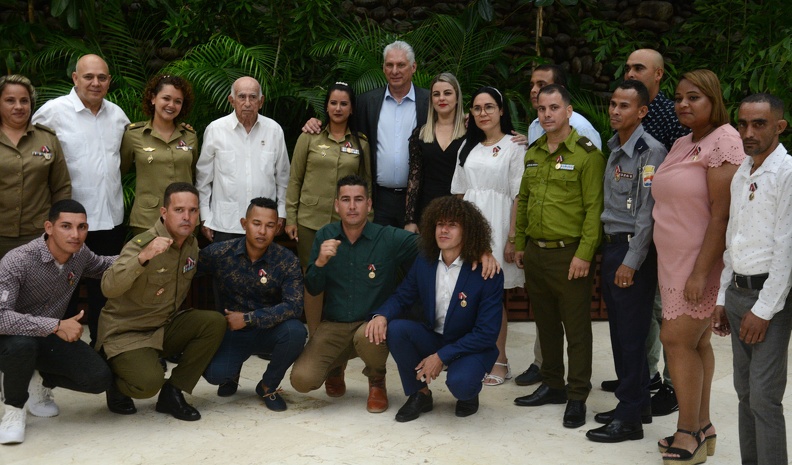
[{"xmin": 305, "ymin": 221, "xmax": 418, "ymax": 322}]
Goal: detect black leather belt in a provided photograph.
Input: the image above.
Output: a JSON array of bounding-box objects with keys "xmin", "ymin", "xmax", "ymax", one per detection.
[
  {"xmin": 377, "ymin": 186, "xmax": 406, "ymax": 194},
  {"xmin": 733, "ymin": 273, "xmax": 769, "ymax": 290},
  {"xmin": 603, "ymin": 233, "xmax": 633, "ymax": 243}
]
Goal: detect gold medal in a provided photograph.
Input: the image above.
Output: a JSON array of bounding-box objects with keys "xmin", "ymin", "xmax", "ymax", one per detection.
[
  {"xmin": 555, "ymin": 163, "xmax": 561, "ymax": 170},
  {"xmin": 749, "ymin": 192, "xmax": 755, "ymax": 201},
  {"xmin": 147, "ymin": 155, "xmax": 154, "ymax": 164},
  {"xmin": 258, "ymin": 269, "xmax": 268, "ymax": 284},
  {"xmin": 461, "ymin": 300, "xmax": 467, "ymax": 308},
  {"xmin": 369, "ymin": 271, "xmax": 375, "ymax": 279},
  {"xmin": 260, "ymin": 277, "xmax": 268, "ymax": 284},
  {"xmin": 368, "ymin": 264, "xmax": 376, "ymax": 279}
]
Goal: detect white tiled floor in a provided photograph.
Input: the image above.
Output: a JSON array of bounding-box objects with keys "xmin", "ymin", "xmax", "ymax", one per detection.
[{"xmin": 3, "ymin": 321, "xmax": 790, "ymax": 464}]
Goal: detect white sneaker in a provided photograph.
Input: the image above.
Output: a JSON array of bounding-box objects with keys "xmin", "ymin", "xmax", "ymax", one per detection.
[
  {"xmin": 0, "ymin": 406, "xmax": 26, "ymax": 444},
  {"xmin": 27, "ymin": 371, "xmax": 59, "ymax": 417}
]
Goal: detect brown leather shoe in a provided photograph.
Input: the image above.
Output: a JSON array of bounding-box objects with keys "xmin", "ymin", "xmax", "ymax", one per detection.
[
  {"xmin": 367, "ymin": 377, "xmax": 388, "ymax": 413},
  {"xmin": 324, "ymin": 368, "xmax": 346, "ymax": 398}
]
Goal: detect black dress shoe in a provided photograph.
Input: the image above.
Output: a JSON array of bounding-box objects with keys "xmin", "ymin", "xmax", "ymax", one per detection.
[
  {"xmin": 395, "ymin": 391, "xmax": 433, "ymax": 422},
  {"xmin": 651, "ymin": 384, "xmax": 679, "ymax": 416},
  {"xmin": 514, "ymin": 363, "xmax": 543, "ymax": 386},
  {"xmin": 217, "ymin": 376, "xmax": 240, "ymax": 397},
  {"xmin": 601, "ymin": 373, "xmax": 662, "ymax": 393},
  {"xmin": 106, "ymin": 384, "xmax": 136, "ymax": 415},
  {"xmin": 155, "ymin": 383, "xmax": 201, "ymax": 421},
  {"xmin": 600, "ymin": 379, "xmax": 620, "ymax": 392},
  {"xmin": 563, "ymin": 400, "xmax": 586, "ymax": 428},
  {"xmin": 455, "ymin": 395, "xmax": 479, "ymax": 418},
  {"xmin": 514, "ymin": 384, "xmax": 567, "ymax": 407},
  {"xmin": 586, "ymin": 419, "xmax": 644, "ymax": 443},
  {"xmin": 594, "ymin": 405, "xmax": 652, "ymax": 424}
]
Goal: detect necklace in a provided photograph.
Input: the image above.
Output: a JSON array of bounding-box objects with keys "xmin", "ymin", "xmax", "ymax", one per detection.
[{"xmin": 481, "ymin": 135, "xmax": 503, "ymax": 146}]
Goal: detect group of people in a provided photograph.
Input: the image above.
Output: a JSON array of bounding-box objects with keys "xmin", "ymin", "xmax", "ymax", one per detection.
[{"xmin": 0, "ymin": 40, "xmax": 788, "ymax": 465}]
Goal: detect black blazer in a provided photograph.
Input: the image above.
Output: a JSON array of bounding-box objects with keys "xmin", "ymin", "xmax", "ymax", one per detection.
[{"xmin": 355, "ymin": 85, "xmax": 430, "ymax": 195}]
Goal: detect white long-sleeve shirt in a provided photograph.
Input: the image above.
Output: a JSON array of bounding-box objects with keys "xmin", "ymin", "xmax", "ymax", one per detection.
[
  {"xmin": 196, "ymin": 112, "xmax": 290, "ymax": 234},
  {"xmin": 717, "ymin": 143, "xmax": 792, "ymax": 320},
  {"xmin": 32, "ymin": 88, "xmax": 129, "ymax": 231}
]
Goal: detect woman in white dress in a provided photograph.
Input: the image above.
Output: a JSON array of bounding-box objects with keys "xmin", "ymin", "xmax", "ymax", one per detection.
[{"xmin": 451, "ymin": 86, "xmax": 524, "ymax": 385}]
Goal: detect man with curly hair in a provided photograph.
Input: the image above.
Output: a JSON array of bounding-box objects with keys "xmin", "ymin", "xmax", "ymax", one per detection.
[{"xmin": 366, "ymin": 196, "xmax": 503, "ymax": 422}]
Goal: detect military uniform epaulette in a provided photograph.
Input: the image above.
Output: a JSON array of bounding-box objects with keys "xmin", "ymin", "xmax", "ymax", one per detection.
[
  {"xmin": 635, "ymin": 137, "xmax": 649, "ymax": 154},
  {"xmin": 527, "ymin": 138, "xmax": 540, "ymax": 150},
  {"xmin": 357, "ymin": 132, "xmax": 368, "ymax": 141},
  {"xmin": 126, "ymin": 122, "xmax": 145, "ymax": 131},
  {"xmin": 179, "ymin": 122, "xmax": 195, "ymax": 134},
  {"xmin": 131, "ymin": 231, "xmax": 157, "ymax": 248},
  {"xmin": 33, "ymin": 123, "xmax": 57, "ymax": 135},
  {"xmin": 576, "ymin": 136, "xmax": 597, "ymax": 152}
]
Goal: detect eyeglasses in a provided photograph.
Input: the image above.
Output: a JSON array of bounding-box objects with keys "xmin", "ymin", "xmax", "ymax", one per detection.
[{"xmin": 471, "ymin": 104, "xmax": 498, "ymax": 116}]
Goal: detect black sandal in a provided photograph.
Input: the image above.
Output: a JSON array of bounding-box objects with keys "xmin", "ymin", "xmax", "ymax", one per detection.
[
  {"xmin": 658, "ymin": 423, "xmax": 716, "ymax": 456},
  {"xmin": 661, "ymin": 428, "xmax": 707, "ymax": 465}
]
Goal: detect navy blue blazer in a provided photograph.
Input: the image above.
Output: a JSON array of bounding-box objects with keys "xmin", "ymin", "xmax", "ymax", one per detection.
[{"xmin": 374, "ymin": 253, "xmax": 503, "ymax": 365}]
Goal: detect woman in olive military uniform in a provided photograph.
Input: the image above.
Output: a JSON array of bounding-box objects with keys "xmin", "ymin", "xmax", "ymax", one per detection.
[
  {"xmin": 121, "ymin": 75, "xmax": 198, "ymax": 235},
  {"xmin": 0, "ymin": 75, "xmax": 71, "ymax": 258},
  {"xmin": 285, "ymin": 81, "xmax": 371, "ymax": 333}
]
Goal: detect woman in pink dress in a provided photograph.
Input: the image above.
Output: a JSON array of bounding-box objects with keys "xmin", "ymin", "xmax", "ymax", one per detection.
[{"xmin": 652, "ymin": 69, "xmax": 744, "ymax": 465}]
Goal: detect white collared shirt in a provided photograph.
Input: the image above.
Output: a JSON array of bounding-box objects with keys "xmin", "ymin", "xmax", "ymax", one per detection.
[
  {"xmin": 717, "ymin": 144, "xmax": 792, "ymax": 319},
  {"xmin": 376, "ymin": 85, "xmax": 417, "ymax": 188},
  {"xmin": 196, "ymin": 112, "xmax": 290, "ymax": 234},
  {"xmin": 528, "ymin": 111, "xmax": 602, "ymax": 149},
  {"xmin": 434, "ymin": 254, "xmax": 463, "ymax": 334},
  {"xmin": 32, "ymin": 88, "xmax": 129, "ymax": 230}
]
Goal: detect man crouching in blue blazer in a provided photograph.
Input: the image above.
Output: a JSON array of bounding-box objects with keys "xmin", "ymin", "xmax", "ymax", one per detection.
[{"xmin": 365, "ymin": 196, "xmax": 503, "ymax": 422}]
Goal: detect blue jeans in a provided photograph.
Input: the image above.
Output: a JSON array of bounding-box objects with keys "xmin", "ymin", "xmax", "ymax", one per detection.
[
  {"xmin": 204, "ymin": 319, "xmax": 306, "ymax": 390},
  {"xmin": 0, "ymin": 334, "xmax": 112, "ymax": 408}
]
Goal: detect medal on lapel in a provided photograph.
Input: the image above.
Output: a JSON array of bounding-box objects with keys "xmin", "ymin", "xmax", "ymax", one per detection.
[
  {"xmin": 459, "ymin": 292, "xmax": 467, "ymax": 308},
  {"xmin": 555, "ymin": 155, "xmax": 563, "ymax": 170},
  {"xmin": 67, "ymin": 271, "xmax": 76, "ymax": 286},
  {"xmin": 614, "ymin": 165, "xmax": 621, "ymax": 182},
  {"xmin": 492, "ymin": 146, "xmax": 501, "ymax": 157},
  {"xmin": 749, "ymin": 182, "xmax": 757, "ymax": 201},
  {"xmin": 368, "ymin": 264, "xmax": 376, "ymax": 279},
  {"xmin": 259, "ymin": 269, "xmax": 268, "ymax": 284},
  {"xmin": 183, "ymin": 257, "xmax": 196, "ymax": 273}
]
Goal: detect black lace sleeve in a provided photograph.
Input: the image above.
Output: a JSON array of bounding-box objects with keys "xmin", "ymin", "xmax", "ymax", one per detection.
[{"xmin": 405, "ymin": 126, "xmax": 424, "ymax": 225}]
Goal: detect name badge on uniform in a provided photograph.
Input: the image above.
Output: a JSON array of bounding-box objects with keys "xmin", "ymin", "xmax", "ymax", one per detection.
[
  {"xmin": 525, "ymin": 160, "xmax": 538, "ymax": 168},
  {"xmin": 341, "ymin": 146, "xmax": 360, "ymax": 155},
  {"xmin": 183, "ymin": 257, "xmax": 196, "ymax": 273},
  {"xmin": 177, "ymin": 140, "xmax": 193, "ymax": 151},
  {"xmin": 558, "ymin": 164, "xmax": 575, "ymax": 171}
]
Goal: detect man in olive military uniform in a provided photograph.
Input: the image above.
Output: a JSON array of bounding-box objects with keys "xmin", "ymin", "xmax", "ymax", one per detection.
[
  {"xmin": 513, "ymin": 84, "xmax": 606, "ymax": 429},
  {"xmin": 586, "ymin": 80, "xmax": 668, "ymax": 443},
  {"xmin": 97, "ymin": 182, "xmax": 226, "ymax": 421}
]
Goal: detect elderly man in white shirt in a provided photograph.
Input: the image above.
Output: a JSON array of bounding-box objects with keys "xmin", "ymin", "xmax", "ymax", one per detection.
[
  {"xmin": 196, "ymin": 77, "xmax": 290, "ymax": 243},
  {"xmin": 712, "ymin": 93, "xmax": 792, "ymax": 465},
  {"xmin": 31, "ymin": 54, "xmax": 129, "ymax": 346}
]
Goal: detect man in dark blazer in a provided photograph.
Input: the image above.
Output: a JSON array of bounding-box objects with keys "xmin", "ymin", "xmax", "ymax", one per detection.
[
  {"xmin": 303, "ymin": 41, "xmax": 429, "ymax": 227},
  {"xmin": 366, "ymin": 196, "xmax": 503, "ymax": 422}
]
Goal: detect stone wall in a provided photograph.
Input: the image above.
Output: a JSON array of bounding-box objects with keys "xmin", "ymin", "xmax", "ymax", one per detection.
[{"xmin": 345, "ymin": 0, "xmax": 696, "ymax": 92}]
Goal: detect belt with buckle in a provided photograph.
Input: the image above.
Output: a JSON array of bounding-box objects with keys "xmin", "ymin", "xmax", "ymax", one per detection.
[
  {"xmin": 603, "ymin": 233, "xmax": 633, "ymax": 243},
  {"xmin": 733, "ymin": 273, "xmax": 769, "ymax": 290},
  {"xmin": 529, "ymin": 237, "xmax": 579, "ymax": 249},
  {"xmin": 377, "ymin": 185, "xmax": 406, "ymax": 194}
]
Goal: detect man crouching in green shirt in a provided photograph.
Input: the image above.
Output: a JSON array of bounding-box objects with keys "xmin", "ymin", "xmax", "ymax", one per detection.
[
  {"xmin": 513, "ymin": 84, "xmax": 606, "ymax": 429},
  {"xmin": 290, "ymin": 175, "xmax": 417, "ymax": 413}
]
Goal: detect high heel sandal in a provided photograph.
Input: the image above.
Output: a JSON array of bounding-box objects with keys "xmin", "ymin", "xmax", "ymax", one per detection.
[
  {"xmin": 482, "ymin": 362, "xmax": 512, "ymax": 386},
  {"xmin": 658, "ymin": 423, "xmax": 716, "ymax": 456},
  {"xmin": 661, "ymin": 429, "xmax": 707, "ymax": 465}
]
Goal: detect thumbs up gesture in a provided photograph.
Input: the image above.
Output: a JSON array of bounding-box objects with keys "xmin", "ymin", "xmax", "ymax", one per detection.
[{"xmin": 55, "ymin": 310, "xmax": 84, "ymax": 342}]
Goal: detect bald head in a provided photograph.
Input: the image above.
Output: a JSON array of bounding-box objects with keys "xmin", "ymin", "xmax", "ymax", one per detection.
[
  {"xmin": 228, "ymin": 76, "xmax": 264, "ymax": 131},
  {"xmin": 624, "ymin": 49, "xmax": 664, "ymax": 100},
  {"xmin": 72, "ymin": 54, "xmax": 110, "ymax": 113}
]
